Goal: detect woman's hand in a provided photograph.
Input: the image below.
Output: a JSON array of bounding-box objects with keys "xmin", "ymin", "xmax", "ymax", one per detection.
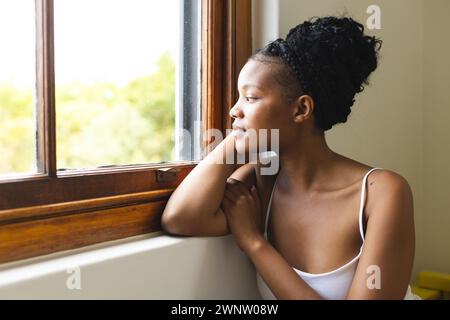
[{"xmin": 221, "ymin": 178, "xmax": 265, "ymax": 253}]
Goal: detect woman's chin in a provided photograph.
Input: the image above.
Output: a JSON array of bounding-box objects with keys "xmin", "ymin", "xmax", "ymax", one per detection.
[
  {"xmin": 234, "ymin": 138, "xmax": 247, "ymax": 155},
  {"xmin": 234, "ymin": 136, "xmax": 259, "ymax": 159}
]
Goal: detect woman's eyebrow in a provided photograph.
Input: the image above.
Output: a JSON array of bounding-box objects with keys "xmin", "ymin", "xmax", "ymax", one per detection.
[{"xmin": 241, "ymin": 84, "xmax": 263, "ymax": 90}]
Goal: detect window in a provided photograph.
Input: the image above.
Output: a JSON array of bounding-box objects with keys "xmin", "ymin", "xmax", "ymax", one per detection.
[
  {"xmin": 54, "ymin": 0, "xmax": 202, "ymax": 170},
  {"xmin": 0, "ymin": 1, "xmax": 37, "ymax": 178},
  {"xmin": 0, "ymin": 0, "xmax": 251, "ymax": 264}
]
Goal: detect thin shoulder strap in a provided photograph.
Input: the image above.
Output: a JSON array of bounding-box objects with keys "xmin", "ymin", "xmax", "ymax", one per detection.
[
  {"xmin": 358, "ymin": 168, "xmax": 383, "ymax": 241},
  {"xmin": 263, "ymin": 175, "xmax": 279, "ymax": 239}
]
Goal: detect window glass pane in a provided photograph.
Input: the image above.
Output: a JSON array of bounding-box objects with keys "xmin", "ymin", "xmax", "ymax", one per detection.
[
  {"xmin": 0, "ymin": 1, "xmax": 37, "ymax": 177},
  {"xmin": 55, "ymin": 0, "xmax": 200, "ymax": 170}
]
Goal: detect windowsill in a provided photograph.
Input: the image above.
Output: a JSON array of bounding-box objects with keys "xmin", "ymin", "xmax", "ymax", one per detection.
[
  {"xmin": 0, "ymin": 232, "xmax": 196, "ymax": 287},
  {"xmin": 0, "ymin": 231, "xmax": 261, "ymax": 299}
]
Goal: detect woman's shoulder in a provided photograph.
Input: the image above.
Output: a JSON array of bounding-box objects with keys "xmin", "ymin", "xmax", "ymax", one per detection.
[
  {"xmin": 338, "ymin": 155, "xmax": 411, "ymax": 191},
  {"xmin": 365, "ymin": 168, "xmax": 412, "ymax": 196},
  {"xmin": 336, "ymin": 156, "xmax": 413, "ymax": 217},
  {"xmin": 364, "ymin": 168, "xmax": 414, "ymax": 220}
]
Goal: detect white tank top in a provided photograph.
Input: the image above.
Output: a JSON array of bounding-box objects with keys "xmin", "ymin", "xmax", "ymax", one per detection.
[{"xmin": 256, "ymin": 167, "xmax": 419, "ymax": 300}]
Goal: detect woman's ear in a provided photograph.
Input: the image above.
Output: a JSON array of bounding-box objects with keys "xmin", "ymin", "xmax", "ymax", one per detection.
[{"xmin": 293, "ymin": 95, "xmax": 314, "ymax": 124}]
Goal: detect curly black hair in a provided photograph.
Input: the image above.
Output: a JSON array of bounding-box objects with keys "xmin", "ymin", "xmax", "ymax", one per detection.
[{"xmin": 252, "ymin": 16, "xmax": 383, "ymax": 132}]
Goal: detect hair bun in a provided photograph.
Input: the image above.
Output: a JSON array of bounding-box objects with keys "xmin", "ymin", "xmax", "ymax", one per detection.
[{"xmin": 283, "ymin": 16, "xmax": 383, "ymax": 131}]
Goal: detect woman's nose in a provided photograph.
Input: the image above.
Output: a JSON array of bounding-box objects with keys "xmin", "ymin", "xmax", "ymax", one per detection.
[{"xmin": 229, "ymin": 103, "xmax": 243, "ymax": 119}]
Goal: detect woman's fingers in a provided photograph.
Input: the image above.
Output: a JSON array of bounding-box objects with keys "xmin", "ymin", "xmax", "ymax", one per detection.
[
  {"xmin": 250, "ymin": 185, "xmax": 260, "ymax": 202},
  {"xmin": 223, "ymin": 189, "xmax": 234, "ymax": 203},
  {"xmin": 226, "ymin": 177, "xmax": 250, "ymax": 189},
  {"xmin": 226, "ymin": 178, "xmax": 252, "ymax": 194}
]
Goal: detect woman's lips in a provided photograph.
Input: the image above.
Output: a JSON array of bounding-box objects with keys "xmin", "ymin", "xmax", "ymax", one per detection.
[
  {"xmin": 232, "ymin": 126, "xmax": 246, "ymax": 137},
  {"xmin": 232, "ymin": 124, "xmax": 246, "ymax": 131}
]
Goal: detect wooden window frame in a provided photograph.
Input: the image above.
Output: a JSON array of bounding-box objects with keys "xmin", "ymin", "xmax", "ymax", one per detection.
[{"xmin": 0, "ymin": 0, "xmax": 252, "ymax": 264}]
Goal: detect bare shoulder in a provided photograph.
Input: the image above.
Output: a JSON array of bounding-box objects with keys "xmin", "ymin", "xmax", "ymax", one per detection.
[
  {"xmin": 367, "ymin": 169, "xmax": 413, "ymax": 196},
  {"xmin": 366, "ymin": 169, "xmax": 414, "ymax": 219}
]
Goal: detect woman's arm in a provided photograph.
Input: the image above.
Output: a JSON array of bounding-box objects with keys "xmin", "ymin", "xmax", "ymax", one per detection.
[
  {"xmin": 346, "ymin": 170, "xmax": 415, "ymax": 299},
  {"xmin": 161, "ymin": 134, "xmax": 256, "ymax": 236}
]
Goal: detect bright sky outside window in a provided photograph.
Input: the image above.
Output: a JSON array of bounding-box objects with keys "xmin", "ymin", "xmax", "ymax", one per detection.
[
  {"xmin": 0, "ymin": 0, "xmax": 37, "ymax": 178},
  {"xmin": 54, "ymin": 0, "xmax": 199, "ymax": 170}
]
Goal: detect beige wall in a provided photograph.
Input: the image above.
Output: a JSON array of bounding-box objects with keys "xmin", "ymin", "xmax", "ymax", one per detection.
[
  {"xmin": 422, "ymin": 0, "xmax": 450, "ymax": 274},
  {"xmin": 253, "ymin": 0, "xmax": 450, "ymax": 278}
]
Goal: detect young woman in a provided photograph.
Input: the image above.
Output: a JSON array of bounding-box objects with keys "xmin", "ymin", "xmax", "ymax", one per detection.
[{"xmin": 162, "ymin": 16, "xmax": 417, "ymax": 300}]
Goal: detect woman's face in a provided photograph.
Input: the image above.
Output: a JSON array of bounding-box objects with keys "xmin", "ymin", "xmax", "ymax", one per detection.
[{"xmin": 230, "ymin": 59, "xmax": 295, "ymax": 155}]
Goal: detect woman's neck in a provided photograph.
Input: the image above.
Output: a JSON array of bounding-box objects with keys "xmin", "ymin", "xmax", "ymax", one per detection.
[{"xmin": 278, "ymin": 131, "xmax": 339, "ymax": 193}]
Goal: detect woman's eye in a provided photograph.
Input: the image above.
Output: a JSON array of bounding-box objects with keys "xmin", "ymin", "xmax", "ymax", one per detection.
[{"xmin": 245, "ymin": 97, "xmax": 258, "ymax": 102}]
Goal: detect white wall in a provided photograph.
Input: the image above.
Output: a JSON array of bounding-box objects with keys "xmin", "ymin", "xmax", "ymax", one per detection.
[
  {"xmin": 0, "ymin": 233, "xmax": 261, "ymax": 299},
  {"xmin": 253, "ymin": 0, "xmax": 450, "ymax": 278},
  {"xmin": 252, "ymin": 0, "xmax": 280, "ymax": 50}
]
